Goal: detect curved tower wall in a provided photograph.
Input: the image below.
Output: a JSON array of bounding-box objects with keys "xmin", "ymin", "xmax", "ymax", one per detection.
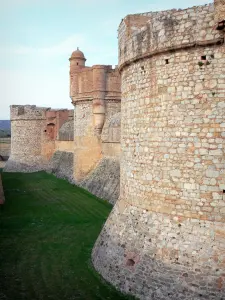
[
  {"xmin": 93, "ymin": 3, "xmax": 225, "ymax": 299},
  {"xmin": 8, "ymin": 105, "xmax": 50, "ymax": 171},
  {"xmin": 214, "ymin": 0, "xmax": 225, "ymax": 23}
]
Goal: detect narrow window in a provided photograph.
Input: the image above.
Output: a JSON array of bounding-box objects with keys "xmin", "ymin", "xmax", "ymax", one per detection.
[
  {"xmin": 77, "ymin": 62, "xmax": 79, "ymax": 65},
  {"xmin": 165, "ymin": 59, "xmax": 169, "ymax": 64}
]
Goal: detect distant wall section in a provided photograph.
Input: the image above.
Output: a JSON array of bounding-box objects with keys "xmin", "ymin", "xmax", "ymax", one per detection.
[{"xmin": 5, "ymin": 105, "xmax": 73, "ymax": 172}]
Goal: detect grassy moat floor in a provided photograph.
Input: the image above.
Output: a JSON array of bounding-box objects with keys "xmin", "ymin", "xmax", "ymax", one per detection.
[{"xmin": 0, "ymin": 171, "xmax": 133, "ymax": 300}]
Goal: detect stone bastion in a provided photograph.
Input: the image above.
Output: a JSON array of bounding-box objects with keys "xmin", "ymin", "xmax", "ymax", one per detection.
[
  {"xmin": 4, "ymin": 105, "xmax": 73, "ymax": 172},
  {"xmin": 92, "ymin": 1, "xmax": 225, "ymax": 299}
]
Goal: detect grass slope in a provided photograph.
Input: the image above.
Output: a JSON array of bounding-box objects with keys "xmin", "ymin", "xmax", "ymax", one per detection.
[{"xmin": 0, "ymin": 172, "xmax": 133, "ymax": 300}]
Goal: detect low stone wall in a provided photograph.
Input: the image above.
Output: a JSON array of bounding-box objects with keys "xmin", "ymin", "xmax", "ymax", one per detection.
[
  {"xmin": 4, "ymin": 157, "xmax": 49, "ymax": 173},
  {"xmin": 79, "ymin": 157, "xmax": 120, "ymax": 205},
  {"xmin": 0, "ymin": 138, "xmax": 11, "ymax": 159},
  {"xmin": 0, "ymin": 174, "xmax": 5, "ymax": 204}
]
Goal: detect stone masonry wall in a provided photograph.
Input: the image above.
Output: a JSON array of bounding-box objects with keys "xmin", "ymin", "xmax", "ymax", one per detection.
[
  {"xmin": 5, "ymin": 105, "xmax": 72, "ymax": 172},
  {"xmin": 5, "ymin": 106, "xmax": 49, "ymax": 172},
  {"xmin": 214, "ymin": 0, "xmax": 225, "ymax": 23},
  {"xmin": 0, "ymin": 138, "xmax": 11, "ymax": 159},
  {"xmin": 93, "ymin": 2, "xmax": 225, "ymax": 300}
]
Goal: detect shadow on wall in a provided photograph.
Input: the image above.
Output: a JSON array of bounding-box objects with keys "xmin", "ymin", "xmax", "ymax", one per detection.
[
  {"xmin": 79, "ymin": 157, "xmax": 120, "ymax": 205},
  {"xmin": 48, "ymin": 151, "xmax": 74, "ymax": 183}
]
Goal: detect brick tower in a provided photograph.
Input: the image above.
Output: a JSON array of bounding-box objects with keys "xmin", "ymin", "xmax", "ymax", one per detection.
[{"xmin": 69, "ymin": 48, "xmax": 121, "ymax": 182}]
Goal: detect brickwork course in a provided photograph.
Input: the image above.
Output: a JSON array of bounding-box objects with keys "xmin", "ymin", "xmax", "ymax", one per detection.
[{"xmin": 93, "ymin": 1, "xmax": 225, "ymax": 299}]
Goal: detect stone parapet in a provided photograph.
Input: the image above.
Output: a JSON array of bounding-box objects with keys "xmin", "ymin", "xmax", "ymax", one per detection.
[
  {"xmin": 11, "ymin": 105, "xmax": 49, "ymax": 121},
  {"xmin": 118, "ymin": 4, "xmax": 223, "ymax": 68}
]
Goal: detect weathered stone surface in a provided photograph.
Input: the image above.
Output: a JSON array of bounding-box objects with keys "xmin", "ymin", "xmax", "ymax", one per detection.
[
  {"xmin": 79, "ymin": 157, "xmax": 120, "ymax": 205},
  {"xmin": 4, "ymin": 105, "xmax": 73, "ymax": 172},
  {"xmin": 0, "ymin": 138, "xmax": 11, "ymax": 160},
  {"xmin": 93, "ymin": 2, "xmax": 225, "ymax": 299},
  {"xmin": 48, "ymin": 151, "xmax": 74, "ymax": 183}
]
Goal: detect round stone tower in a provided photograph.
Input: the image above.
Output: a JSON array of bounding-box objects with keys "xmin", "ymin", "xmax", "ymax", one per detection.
[
  {"xmin": 6, "ymin": 105, "xmax": 50, "ymax": 171},
  {"xmin": 92, "ymin": 2, "xmax": 225, "ymax": 299}
]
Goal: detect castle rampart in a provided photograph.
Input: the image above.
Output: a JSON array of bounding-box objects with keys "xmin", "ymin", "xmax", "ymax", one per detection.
[
  {"xmin": 5, "ymin": 105, "xmax": 73, "ymax": 172},
  {"xmin": 93, "ymin": 2, "xmax": 225, "ymax": 299}
]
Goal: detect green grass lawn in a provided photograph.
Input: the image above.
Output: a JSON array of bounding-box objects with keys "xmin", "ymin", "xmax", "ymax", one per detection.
[{"xmin": 0, "ymin": 171, "xmax": 133, "ymax": 300}]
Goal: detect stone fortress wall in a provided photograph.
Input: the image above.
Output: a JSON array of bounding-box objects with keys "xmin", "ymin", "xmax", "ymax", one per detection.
[
  {"xmin": 93, "ymin": 1, "xmax": 225, "ymax": 299},
  {"xmin": 4, "ymin": 105, "xmax": 73, "ymax": 172},
  {"xmin": 4, "ymin": 1, "xmax": 225, "ymax": 298},
  {"xmin": 5, "ymin": 50, "xmax": 121, "ymax": 204},
  {"xmin": 0, "ymin": 138, "xmax": 11, "ymax": 160}
]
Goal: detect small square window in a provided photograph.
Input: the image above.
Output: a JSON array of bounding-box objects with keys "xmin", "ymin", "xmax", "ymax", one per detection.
[{"xmin": 201, "ymin": 55, "xmax": 206, "ymax": 60}]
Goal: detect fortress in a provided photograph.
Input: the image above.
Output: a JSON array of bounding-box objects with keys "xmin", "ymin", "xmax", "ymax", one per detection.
[{"xmin": 4, "ymin": 0, "xmax": 225, "ymax": 299}]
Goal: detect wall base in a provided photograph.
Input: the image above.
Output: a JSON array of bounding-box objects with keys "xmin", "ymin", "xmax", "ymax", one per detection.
[
  {"xmin": 79, "ymin": 157, "xmax": 120, "ymax": 205},
  {"xmin": 48, "ymin": 151, "xmax": 74, "ymax": 183},
  {"xmin": 93, "ymin": 202, "xmax": 225, "ymax": 300}
]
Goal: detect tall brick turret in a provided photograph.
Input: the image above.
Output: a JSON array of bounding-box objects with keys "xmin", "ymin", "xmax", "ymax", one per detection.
[
  {"xmin": 69, "ymin": 48, "xmax": 121, "ymax": 182},
  {"xmin": 93, "ymin": 3, "xmax": 225, "ymax": 299}
]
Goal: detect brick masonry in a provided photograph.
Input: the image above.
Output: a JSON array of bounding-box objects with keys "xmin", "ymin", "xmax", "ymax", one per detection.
[
  {"xmin": 69, "ymin": 49, "xmax": 121, "ymax": 182},
  {"xmin": 93, "ymin": 2, "xmax": 225, "ymax": 299}
]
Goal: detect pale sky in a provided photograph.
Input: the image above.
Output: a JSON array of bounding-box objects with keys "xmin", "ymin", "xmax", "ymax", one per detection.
[{"xmin": 0, "ymin": 0, "xmax": 212, "ymax": 119}]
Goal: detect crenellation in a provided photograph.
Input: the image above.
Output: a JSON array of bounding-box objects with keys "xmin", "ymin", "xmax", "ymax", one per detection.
[{"xmin": 11, "ymin": 105, "xmax": 50, "ymax": 120}]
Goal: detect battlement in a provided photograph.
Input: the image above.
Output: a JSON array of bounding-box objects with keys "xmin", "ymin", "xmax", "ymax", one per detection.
[
  {"xmin": 11, "ymin": 105, "xmax": 73, "ymax": 121},
  {"xmin": 11, "ymin": 105, "xmax": 50, "ymax": 120},
  {"xmin": 118, "ymin": 3, "xmax": 224, "ymax": 69}
]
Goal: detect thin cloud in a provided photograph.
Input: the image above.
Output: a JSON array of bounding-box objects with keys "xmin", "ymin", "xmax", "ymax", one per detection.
[{"xmin": 0, "ymin": 34, "xmax": 85, "ymax": 57}]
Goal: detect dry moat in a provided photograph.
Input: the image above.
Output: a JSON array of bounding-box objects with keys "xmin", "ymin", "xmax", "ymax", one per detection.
[{"xmin": 0, "ymin": 171, "xmax": 134, "ymax": 300}]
